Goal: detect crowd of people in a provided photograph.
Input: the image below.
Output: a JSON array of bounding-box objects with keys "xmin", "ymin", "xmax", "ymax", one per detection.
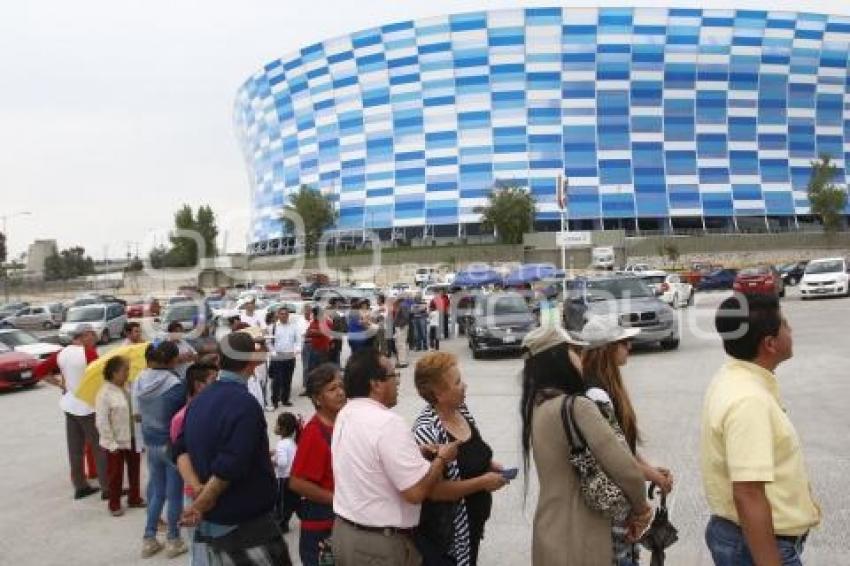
[{"xmin": 32, "ymin": 290, "xmax": 819, "ymax": 566}]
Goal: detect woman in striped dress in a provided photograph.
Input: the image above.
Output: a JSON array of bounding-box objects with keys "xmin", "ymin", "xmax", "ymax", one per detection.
[{"xmin": 411, "ymin": 352, "xmax": 508, "ymax": 565}]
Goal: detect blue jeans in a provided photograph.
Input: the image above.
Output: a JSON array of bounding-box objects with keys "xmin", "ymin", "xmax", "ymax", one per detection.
[
  {"xmin": 413, "ymin": 318, "xmax": 428, "ymax": 349},
  {"xmin": 705, "ymin": 516, "xmax": 805, "ymax": 566},
  {"xmin": 144, "ymin": 443, "xmax": 184, "ymax": 540},
  {"xmin": 300, "ymin": 528, "xmax": 332, "ymax": 566}
]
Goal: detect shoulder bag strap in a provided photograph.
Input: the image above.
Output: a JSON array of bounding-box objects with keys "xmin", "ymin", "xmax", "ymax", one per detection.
[{"xmin": 560, "ymin": 395, "xmax": 588, "ymax": 450}]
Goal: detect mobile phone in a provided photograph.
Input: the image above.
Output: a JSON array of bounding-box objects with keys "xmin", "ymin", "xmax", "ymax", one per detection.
[{"xmin": 500, "ymin": 467, "xmax": 518, "ymax": 480}]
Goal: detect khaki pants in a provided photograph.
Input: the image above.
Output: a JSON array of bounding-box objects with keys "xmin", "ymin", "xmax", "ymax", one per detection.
[
  {"xmin": 394, "ymin": 326, "xmax": 409, "ymax": 365},
  {"xmin": 332, "ymin": 518, "xmax": 421, "ymax": 566}
]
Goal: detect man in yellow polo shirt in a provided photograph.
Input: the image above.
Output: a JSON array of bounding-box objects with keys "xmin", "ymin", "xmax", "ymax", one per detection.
[{"xmin": 701, "ymin": 293, "xmax": 820, "ymax": 565}]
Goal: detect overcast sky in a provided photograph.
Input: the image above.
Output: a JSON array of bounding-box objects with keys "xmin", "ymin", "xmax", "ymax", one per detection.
[{"xmin": 2, "ymin": 0, "xmax": 847, "ymax": 259}]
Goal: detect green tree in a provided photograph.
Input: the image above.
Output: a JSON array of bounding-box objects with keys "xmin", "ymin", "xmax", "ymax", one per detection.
[
  {"xmin": 281, "ymin": 185, "xmax": 336, "ymax": 255},
  {"xmin": 44, "ymin": 246, "xmax": 95, "ymax": 281},
  {"xmin": 477, "ymin": 182, "xmax": 536, "ymax": 244},
  {"xmin": 195, "ymin": 205, "xmax": 219, "ymax": 257},
  {"xmin": 149, "ymin": 245, "xmax": 169, "ymax": 269},
  {"xmin": 167, "ymin": 204, "xmax": 198, "ymax": 267},
  {"xmin": 807, "ymin": 154, "xmax": 849, "ymax": 233}
]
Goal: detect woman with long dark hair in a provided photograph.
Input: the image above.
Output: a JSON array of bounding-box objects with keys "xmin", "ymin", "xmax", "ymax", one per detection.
[
  {"xmin": 578, "ymin": 316, "xmax": 674, "ymax": 566},
  {"xmin": 519, "ymin": 325, "xmax": 651, "ymax": 566}
]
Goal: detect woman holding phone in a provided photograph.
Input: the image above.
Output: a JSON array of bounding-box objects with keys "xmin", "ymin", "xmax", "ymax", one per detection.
[{"xmin": 412, "ymin": 352, "xmax": 508, "ymax": 566}]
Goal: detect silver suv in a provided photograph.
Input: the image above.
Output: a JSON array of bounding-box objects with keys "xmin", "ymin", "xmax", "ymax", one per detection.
[
  {"xmin": 59, "ymin": 303, "xmax": 128, "ymax": 345},
  {"xmin": 563, "ymin": 275, "xmax": 680, "ymax": 350}
]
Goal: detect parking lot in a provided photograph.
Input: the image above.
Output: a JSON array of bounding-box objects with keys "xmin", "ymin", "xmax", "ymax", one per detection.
[{"xmin": 0, "ymin": 287, "xmax": 848, "ymax": 565}]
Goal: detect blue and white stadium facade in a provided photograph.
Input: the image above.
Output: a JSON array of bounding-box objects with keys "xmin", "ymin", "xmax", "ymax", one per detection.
[{"xmin": 235, "ymin": 7, "xmax": 850, "ymax": 253}]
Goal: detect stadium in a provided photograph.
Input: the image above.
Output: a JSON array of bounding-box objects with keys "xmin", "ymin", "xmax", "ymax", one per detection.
[{"xmin": 234, "ymin": 7, "xmax": 850, "ymax": 255}]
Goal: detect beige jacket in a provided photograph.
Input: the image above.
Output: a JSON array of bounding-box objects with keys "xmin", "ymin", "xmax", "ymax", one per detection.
[
  {"xmin": 532, "ymin": 395, "xmax": 647, "ymax": 566},
  {"xmin": 95, "ymin": 382, "xmax": 134, "ymax": 451}
]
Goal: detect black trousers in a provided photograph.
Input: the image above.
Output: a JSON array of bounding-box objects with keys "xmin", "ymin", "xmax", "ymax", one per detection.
[
  {"xmin": 441, "ymin": 312, "xmax": 450, "ymax": 339},
  {"xmin": 269, "ymin": 358, "xmax": 296, "ymax": 406},
  {"xmin": 429, "ymin": 326, "xmax": 440, "ymax": 350},
  {"xmin": 275, "ymin": 478, "xmax": 299, "ymax": 532}
]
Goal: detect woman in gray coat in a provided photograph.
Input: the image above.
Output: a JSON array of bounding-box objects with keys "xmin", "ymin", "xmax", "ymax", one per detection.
[{"xmin": 519, "ymin": 325, "xmax": 651, "ymax": 566}]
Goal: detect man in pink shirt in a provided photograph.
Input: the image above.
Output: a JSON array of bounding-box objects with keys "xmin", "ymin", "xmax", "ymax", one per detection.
[{"xmin": 331, "ymin": 348, "xmax": 458, "ymax": 566}]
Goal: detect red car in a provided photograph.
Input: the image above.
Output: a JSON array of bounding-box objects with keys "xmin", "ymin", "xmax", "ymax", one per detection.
[
  {"xmin": 126, "ymin": 298, "xmax": 161, "ymax": 318},
  {"xmin": 0, "ymin": 344, "xmax": 40, "ymax": 391},
  {"xmin": 733, "ymin": 266, "xmax": 785, "ymax": 298}
]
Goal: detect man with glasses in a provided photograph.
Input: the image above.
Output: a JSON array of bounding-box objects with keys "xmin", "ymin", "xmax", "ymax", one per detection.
[{"xmin": 331, "ymin": 348, "xmax": 458, "ymax": 566}]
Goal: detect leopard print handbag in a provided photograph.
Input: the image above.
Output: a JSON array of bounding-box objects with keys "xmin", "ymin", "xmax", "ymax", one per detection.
[{"xmin": 560, "ymin": 395, "xmax": 631, "ymax": 521}]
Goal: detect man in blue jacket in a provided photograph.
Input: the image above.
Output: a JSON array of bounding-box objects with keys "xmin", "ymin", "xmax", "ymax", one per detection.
[{"xmin": 178, "ymin": 330, "xmax": 291, "ymax": 565}]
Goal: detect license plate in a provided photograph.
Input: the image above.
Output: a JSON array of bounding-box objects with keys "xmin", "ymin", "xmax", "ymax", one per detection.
[
  {"xmin": 503, "ymin": 336, "xmax": 517, "ymax": 344},
  {"xmin": 19, "ymin": 371, "xmax": 32, "ymax": 379},
  {"xmin": 748, "ymin": 282, "xmax": 757, "ymax": 287},
  {"xmin": 813, "ymin": 289, "xmax": 827, "ymax": 294}
]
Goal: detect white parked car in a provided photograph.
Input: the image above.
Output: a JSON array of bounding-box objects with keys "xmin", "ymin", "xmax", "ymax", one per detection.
[
  {"xmin": 0, "ymin": 328, "xmax": 62, "ymax": 360},
  {"xmin": 414, "ymin": 267, "xmax": 437, "ymax": 285},
  {"xmin": 622, "ymin": 263, "xmax": 653, "ymax": 274},
  {"xmin": 800, "ymin": 257, "xmax": 850, "ymax": 299},
  {"xmin": 387, "ymin": 282, "xmax": 411, "ymax": 298},
  {"xmin": 591, "ymin": 246, "xmax": 616, "ymax": 270},
  {"xmin": 639, "ymin": 271, "xmax": 694, "ymax": 308}
]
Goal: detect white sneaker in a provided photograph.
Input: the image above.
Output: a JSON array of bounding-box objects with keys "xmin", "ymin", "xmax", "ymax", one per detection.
[
  {"xmin": 141, "ymin": 538, "xmax": 163, "ymax": 559},
  {"xmin": 165, "ymin": 538, "xmax": 188, "ymax": 559}
]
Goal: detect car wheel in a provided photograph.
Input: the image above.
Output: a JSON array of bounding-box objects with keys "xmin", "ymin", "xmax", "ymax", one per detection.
[
  {"xmin": 42, "ymin": 321, "xmax": 54, "ymax": 330},
  {"xmin": 789, "ymin": 276, "xmax": 798, "ymax": 286},
  {"xmin": 100, "ymin": 330, "xmax": 110, "ymax": 345},
  {"xmin": 660, "ymin": 338, "xmax": 680, "ymax": 351}
]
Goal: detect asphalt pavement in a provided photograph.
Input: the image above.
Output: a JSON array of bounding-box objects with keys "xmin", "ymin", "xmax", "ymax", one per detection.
[{"xmin": 1, "ymin": 287, "xmax": 848, "ymax": 565}]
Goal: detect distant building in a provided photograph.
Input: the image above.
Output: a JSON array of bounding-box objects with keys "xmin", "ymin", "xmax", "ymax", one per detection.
[{"xmin": 27, "ymin": 239, "xmax": 58, "ymax": 277}]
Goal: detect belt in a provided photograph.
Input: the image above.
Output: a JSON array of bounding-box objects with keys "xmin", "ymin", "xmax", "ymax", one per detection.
[
  {"xmin": 712, "ymin": 516, "xmax": 808, "ymax": 545},
  {"xmin": 337, "ymin": 515, "xmax": 414, "ymax": 537},
  {"xmin": 776, "ymin": 532, "xmax": 808, "ymax": 545}
]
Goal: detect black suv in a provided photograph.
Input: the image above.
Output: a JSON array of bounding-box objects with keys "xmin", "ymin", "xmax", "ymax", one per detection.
[{"xmin": 467, "ymin": 293, "xmax": 537, "ymax": 359}]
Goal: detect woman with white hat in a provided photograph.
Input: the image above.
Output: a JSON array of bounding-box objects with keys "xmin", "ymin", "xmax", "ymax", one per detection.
[
  {"xmin": 578, "ymin": 315, "xmax": 674, "ymax": 566},
  {"xmin": 520, "ymin": 324, "xmax": 651, "ymax": 566}
]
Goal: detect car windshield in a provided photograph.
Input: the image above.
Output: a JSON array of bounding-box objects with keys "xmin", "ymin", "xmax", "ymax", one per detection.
[
  {"xmin": 165, "ymin": 305, "xmax": 199, "ymax": 320},
  {"xmin": 491, "ymin": 296, "xmax": 529, "ymax": 315},
  {"xmin": 67, "ymin": 307, "xmax": 104, "ymax": 322},
  {"xmin": 641, "ymin": 275, "xmax": 666, "ymax": 285},
  {"xmin": 72, "ymin": 298, "xmax": 97, "ymax": 307},
  {"xmin": 585, "ymin": 278, "xmax": 653, "ymax": 300},
  {"xmin": 740, "ymin": 267, "xmax": 769, "ymax": 276},
  {"xmin": 806, "ymin": 260, "xmax": 843, "ymax": 274},
  {"xmin": 0, "ymin": 330, "xmax": 40, "ymax": 346}
]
